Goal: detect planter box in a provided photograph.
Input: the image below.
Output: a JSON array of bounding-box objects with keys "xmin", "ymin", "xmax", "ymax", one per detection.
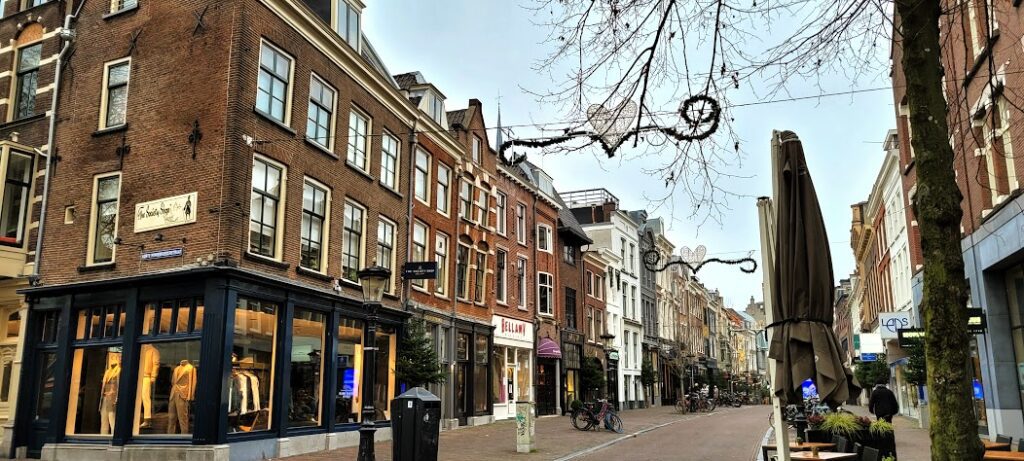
[{"xmin": 805, "ymin": 429, "xmax": 832, "ymax": 443}]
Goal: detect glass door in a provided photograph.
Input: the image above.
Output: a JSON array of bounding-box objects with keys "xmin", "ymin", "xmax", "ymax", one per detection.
[
  {"xmin": 506, "ymin": 354, "xmax": 516, "ymax": 419},
  {"xmin": 1005, "ymin": 267, "xmax": 1024, "ymax": 419}
]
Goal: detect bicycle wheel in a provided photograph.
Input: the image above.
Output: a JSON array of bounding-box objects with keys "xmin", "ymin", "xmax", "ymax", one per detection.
[
  {"xmin": 675, "ymin": 400, "xmax": 686, "ymax": 414},
  {"xmin": 570, "ymin": 409, "xmax": 587, "ymax": 430},
  {"xmin": 607, "ymin": 414, "xmax": 624, "ymax": 433},
  {"xmin": 708, "ymin": 399, "xmax": 717, "ymax": 411}
]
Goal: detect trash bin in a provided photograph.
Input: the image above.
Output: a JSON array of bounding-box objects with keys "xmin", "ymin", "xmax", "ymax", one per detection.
[{"xmin": 391, "ymin": 387, "xmax": 441, "ymax": 461}]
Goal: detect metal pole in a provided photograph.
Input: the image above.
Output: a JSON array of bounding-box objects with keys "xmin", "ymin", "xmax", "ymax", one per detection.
[{"xmin": 358, "ymin": 302, "xmax": 380, "ymax": 461}]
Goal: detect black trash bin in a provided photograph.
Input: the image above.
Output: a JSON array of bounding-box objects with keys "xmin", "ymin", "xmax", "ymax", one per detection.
[{"xmin": 391, "ymin": 387, "xmax": 441, "ymax": 461}]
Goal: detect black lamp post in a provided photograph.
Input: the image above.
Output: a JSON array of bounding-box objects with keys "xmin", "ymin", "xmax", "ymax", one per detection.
[{"xmin": 356, "ymin": 265, "xmax": 391, "ymax": 461}]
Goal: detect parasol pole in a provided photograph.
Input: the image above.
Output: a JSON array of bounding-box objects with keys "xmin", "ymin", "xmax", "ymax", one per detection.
[{"xmin": 758, "ymin": 130, "xmax": 790, "ymax": 460}]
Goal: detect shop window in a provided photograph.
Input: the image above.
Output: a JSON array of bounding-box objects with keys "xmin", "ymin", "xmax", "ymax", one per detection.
[
  {"xmin": 1, "ymin": 357, "xmax": 12, "ymax": 402},
  {"xmin": 456, "ymin": 332, "xmax": 469, "ymax": 362},
  {"xmin": 374, "ymin": 325, "xmax": 397, "ymax": 421},
  {"xmin": 288, "ymin": 308, "xmax": 326, "ymax": 428},
  {"xmin": 0, "ymin": 151, "xmax": 32, "ymax": 246},
  {"xmin": 6, "ymin": 311, "xmax": 19, "ymax": 338},
  {"xmin": 100, "ymin": 58, "xmax": 130, "ymax": 130},
  {"xmin": 132, "ymin": 341, "xmax": 200, "ymax": 436},
  {"xmin": 517, "ymin": 348, "xmax": 530, "ymax": 401},
  {"xmin": 74, "ymin": 304, "xmax": 125, "ymax": 341},
  {"xmin": 474, "ymin": 334, "xmax": 488, "ymax": 413},
  {"xmin": 67, "ymin": 342, "xmax": 123, "ymax": 436},
  {"xmin": 13, "ymin": 42, "xmax": 40, "ymax": 120},
  {"xmin": 491, "ymin": 346, "xmax": 505, "ymax": 405},
  {"xmin": 141, "ymin": 297, "xmax": 203, "ymax": 337},
  {"xmin": 230, "ymin": 297, "xmax": 278, "ymax": 433},
  {"xmin": 335, "ymin": 317, "xmax": 364, "ymax": 425},
  {"xmin": 89, "ymin": 173, "xmax": 121, "ymax": 265}
]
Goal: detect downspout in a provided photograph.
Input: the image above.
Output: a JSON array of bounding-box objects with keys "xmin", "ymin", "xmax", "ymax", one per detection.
[{"xmin": 31, "ymin": 3, "xmax": 85, "ymax": 283}]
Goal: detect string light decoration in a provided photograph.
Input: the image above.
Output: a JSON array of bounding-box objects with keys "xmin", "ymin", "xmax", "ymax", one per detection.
[
  {"xmin": 640, "ymin": 230, "xmax": 757, "ymax": 275},
  {"xmin": 498, "ymin": 94, "xmax": 721, "ymax": 159}
]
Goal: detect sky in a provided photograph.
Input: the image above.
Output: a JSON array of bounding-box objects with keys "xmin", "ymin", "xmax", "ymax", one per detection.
[{"xmin": 363, "ymin": 1, "xmax": 896, "ymax": 309}]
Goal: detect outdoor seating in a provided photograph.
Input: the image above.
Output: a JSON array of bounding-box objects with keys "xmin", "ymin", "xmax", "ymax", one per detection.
[
  {"xmin": 832, "ymin": 435, "xmax": 850, "ymax": 453},
  {"xmin": 998, "ymin": 434, "xmax": 1013, "ymax": 444},
  {"xmin": 860, "ymin": 446, "xmax": 881, "ymax": 461},
  {"xmin": 852, "ymin": 442, "xmax": 864, "ymax": 457},
  {"xmin": 1017, "ymin": 438, "xmax": 1024, "ymax": 452}
]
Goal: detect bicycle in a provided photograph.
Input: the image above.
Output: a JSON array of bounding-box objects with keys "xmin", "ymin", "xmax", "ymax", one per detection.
[
  {"xmin": 675, "ymin": 396, "xmax": 689, "ymax": 414},
  {"xmin": 571, "ymin": 399, "xmax": 624, "ymax": 433}
]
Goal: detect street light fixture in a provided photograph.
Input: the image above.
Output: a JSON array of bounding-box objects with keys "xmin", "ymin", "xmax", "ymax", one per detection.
[{"xmin": 356, "ymin": 265, "xmax": 391, "ymax": 461}]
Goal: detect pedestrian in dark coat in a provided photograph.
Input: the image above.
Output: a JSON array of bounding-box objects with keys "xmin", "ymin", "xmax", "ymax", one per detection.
[{"xmin": 868, "ymin": 383, "xmax": 899, "ymax": 422}]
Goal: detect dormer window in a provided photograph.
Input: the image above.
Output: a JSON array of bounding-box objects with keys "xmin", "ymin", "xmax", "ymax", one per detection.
[
  {"xmin": 335, "ymin": 0, "xmax": 360, "ymax": 50},
  {"xmin": 430, "ymin": 94, "xmax": 444, "ymax": 125}
]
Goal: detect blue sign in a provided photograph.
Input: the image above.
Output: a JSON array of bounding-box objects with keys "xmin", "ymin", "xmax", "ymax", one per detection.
[
  {"xmin": 141, "ymin": 247, "xmax": 183, "ymax": 261},
  {"xmin": 801, "ymin": 379, "xmax": 819, "ymax": 399},
  {"xmin": 860, "ymin": 353, "xmax": 878, "ymax": 362},
  {"xmin": 973, "ymin": 379, "xmax": 984, "ymax": 400}
]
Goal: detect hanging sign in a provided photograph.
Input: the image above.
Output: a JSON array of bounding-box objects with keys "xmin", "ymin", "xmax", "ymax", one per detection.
[
  {"xmin": 897, "ymin": 328, "xmax": 925, "ymax": 348},
  {"xmin": 401, "ymin": 261, "xmax": 437, "ymax": 280},
  {"xmin": 134, "ymin": 192, "xmax": 197, "ymax": 233},
  {"xmin": 967, "ymin": 308, "xmax": 987, "ymax": 334},
  {"xmin": 859, "ymin": 353, "xmax": 879, "ymax": 362},
  {"xmin": 879, "ymin": 312, "xmax": 911, "ymax": 339}
]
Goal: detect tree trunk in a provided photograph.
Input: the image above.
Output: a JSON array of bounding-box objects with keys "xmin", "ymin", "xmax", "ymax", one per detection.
[{"xmin": 895, "ymin": 1, "xmax": 983, "ymax": 459}]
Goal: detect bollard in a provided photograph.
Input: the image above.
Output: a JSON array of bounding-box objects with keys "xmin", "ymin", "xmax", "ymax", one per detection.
[{"xmin": 515, "ymin": 401, "xmax": 535, "ymax": 453}]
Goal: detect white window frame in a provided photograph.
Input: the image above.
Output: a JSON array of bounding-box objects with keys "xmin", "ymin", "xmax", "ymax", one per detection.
[
  {"xmin": 347, "ymin": 107, "xmax": 371, "ymax": 173},
  {"xmin": 496, "ymin": 249, "xmax": 508, "ymax": 304},
  {"xmin": 249, "ymin": 155, "xmax": 287, "ymax": 260},
  {"xmin": 472, "ymin": 136, "xmax": 481, "ymax": 164},
  {"xmin": 412, "ymin": 220, "xmax": 429, "ymax": 290},
  {"xmin": 11, "ymin": 41, "xmax": 41, "ymax": 122},
  {"xmin": 475, "ymin": 188, "xmax": 488, "ymax": 226},
  {"xmin": 99, "ymin": 58, "xmax": 131, "ymax": 130},
  {"xmin": 380, "ymin": 131, "xmax": 400, "ymax": 190},
  {"xmin": 516, "ymin": 203, "xmax": 527, "ymax": 245},
  {"xmin": 376, "ymin": 216, "xmax": 397, "ymax": 294},
  {"xmin": 517, "ymin": 257, "xmax": 527, "ymax": 310},
  {"xmin": 255, "ymin": 39, "xmax": 294, "ymax": 125},
  {"xmin": 110, "ymin": 0, "xmax": 137, "ymax": 13},
  {"xmin": 414, "ymin": 148, "xmax": 431, "ymax": 205},
  {"xmin": 300, "ymin": 177, "xmax": 331, "ymax": 273},
  {"xmin": 434, "ymin": 232, "xmax": 449, "ymax": 296},
  {"xmin": 536, "ymin": 224, "xmax": 553, "ymax": 253},
  {"xmin": 333, "ymin": 0, "xmax": 360, "ymax": 50},
  {"xmin": 341, "ymin": 200, "xmax": 367, "ymax": 283},
  {"xmin": 496, "ymin": 192, "xmax": 507, "ymax": 235},
  {"xmin": 997, "ymin": 96, "xmax": 1017, "ymax": 192},
  {"xmin": 459, "ymin": 180, "xmax": 473, "ymax": 221},
  {"xmin": 87, "ymin": 171, "xmax": 122, "ymax": 266},
  {"xmin": 436, "ymin": 163, "xmax": 451, "ymax": 215},
  {"xmin": 306, "ymin": 73, "xmax": 337, "ymax": 151},
  {"xmin": 538, "ymin": 272, "xmax": 553, "ymax": 316}
]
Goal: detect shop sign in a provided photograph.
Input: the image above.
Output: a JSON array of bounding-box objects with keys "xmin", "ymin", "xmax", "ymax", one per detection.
[
  {"xmin": 898, "ymin": 328, "xmax": 925, "ymax": 348},
  {"xmin": 141, "ymin": 247, "xmax": 183, "ymax": 261},
  {"xmin": 860, "ymin": 353, "xmax": 879, "ymax": 362},
  {"xmin": 879, "ymin": 312, "xmax": 911, "ymax": 339},
  {"xmin": 492, "ymin": 315, "xmax": 533, "ymax": 344},
  {"xmin": 967, "ymin": 308, "xmax": 987, "ymax": 334},
  {"xmin": 608, "ymin": 351, "xmax": 620, "ymax": 361},
  {"xmin": 402, "ymin": 261, "xmax": 437, "ymax": 280},
  {"xmin": 134, "ymin": 192, "xmax": 197, "ymax": 233}
]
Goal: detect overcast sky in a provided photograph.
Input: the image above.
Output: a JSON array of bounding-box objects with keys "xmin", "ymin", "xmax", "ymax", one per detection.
[{"xmin": 364, "ymin": 1, "xmax": 895, "ymax": 309}]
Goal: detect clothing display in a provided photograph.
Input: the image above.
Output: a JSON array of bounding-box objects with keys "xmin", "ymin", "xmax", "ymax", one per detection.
[
  {"xmin": 227, "ymin": 354, "xmax": 267, "ymax": 432},
  {"xmin": 99, "ymin": 362, "xmax": 120, "ymax": 435},
  {"xmin": 168, "ymin": 360, "xmax": 196, "ymax": 434},
  {"xmin": 139, "ymin": 345, "xmax": 160, "ymax": 423}
]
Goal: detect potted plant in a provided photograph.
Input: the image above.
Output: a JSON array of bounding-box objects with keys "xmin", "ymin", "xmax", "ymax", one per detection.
[
  {"xmin": 819, "ymin": 412, "xmax": 861, "ymax": 440},
  {"xmin": 804, "ymin": 414, "xmax": 830, "ymax": 443},
  {"xmin": 864, "ymin": 419, "xmax": 896, "ymax": 459}
]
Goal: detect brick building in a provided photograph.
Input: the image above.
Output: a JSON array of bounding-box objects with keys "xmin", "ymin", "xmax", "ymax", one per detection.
[
  {"xmin": 582, "ymin": 250, "xmax": 609, "ymax": 401},
  {"xmin": 12, "ymin": 0, "xmax": 430, "ymax": 459},
  {"xmin": 555, "ymin": 198, "xmax": 591, "ymax": 413}
]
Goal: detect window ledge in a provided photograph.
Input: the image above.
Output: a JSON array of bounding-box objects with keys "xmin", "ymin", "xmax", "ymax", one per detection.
[
  {"xmin": 92, "ymin": 124, "xmax": 129, "ymax": 137},
  {"xmin": 434, "ymin": 293, "xmax": 449, "ymax": 300},
  {"xmin": 0, "ymin": 113, "xmax": 45, "ymax": 130},
  {"xmin": 78, "ymin": 262, "xmax": 116, "ymax": 273},
  {"xmin": 304, "ymin": 138, "xmax": 339, "ymax": 160},
  {"xmin": 412, "ymin": 285, "xmax": 429, "ymax": 294},
  {"xmin": 103, "ymin": 4, "xmax": 139, "ymax": 20},
  {"xmin": 381, "ymin": 184, "xmax": 403, "ymax": 199},
  {"xmin": 963, "ymin": 30, "xmax": 1000, "ymax": 88},
  {"xmin": 337, "ymin": 278, "xmax": 361, "ymax": 289},
  {"xmin": 254, "ymin": 108, "xmax": 296, "ymax": 136},
  {"xmin": 346, "ymin": 162, "xmax": 376, "ymax": 181},
  {"xmin": 243, "ymin": 251, "xmax": 289, "ymax": 269},
  {"xmin": 383, "ymin": 292, "xmax": 400, "ymax": 301},
  {"xmin": 296, "ymin": 265, "xmax": 332, "ymax": 281},
  {"xmin": 496, "ymin": 300, "xmax": 508, "ymax": 307}
]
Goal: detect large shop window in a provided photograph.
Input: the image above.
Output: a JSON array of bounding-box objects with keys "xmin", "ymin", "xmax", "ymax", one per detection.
[
  {"xmin": 374, "ymin": 326, "xmax": 398, "ymax": 421},
  {"xmin": 335, "ymin": 317, "xmax": 364, "ymax": 425},
  {"xmin": 230, "ymin": 298, "xmax": 278, "ymax": 434},
  {"xmin": 135, "ymin": 298, "xmax": 203, "ymax": 436},
  {"xmin": 474, "ymin": 334, "xmax": 488, "ymax": 413},
  {"xmin": 289, "ymin": 309, "xmax": 326, "ymax": 428},
  {"xmin": 67, "ymin": 304, "xmax": 126, "ymax": 436}
]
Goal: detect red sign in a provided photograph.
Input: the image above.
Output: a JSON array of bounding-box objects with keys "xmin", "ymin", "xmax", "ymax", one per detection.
[{"xmin": 492, "ymin": 315, "xmax": 533, "ymax": 343}]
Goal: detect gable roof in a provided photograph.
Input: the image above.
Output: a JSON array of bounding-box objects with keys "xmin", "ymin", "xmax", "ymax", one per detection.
[
  {"xmin": 447, "ymin": 109, "xmax": 468, "ymax": 129},
  {"xmin": 393, "ymin": 72, "xmax": 422, "ymax": 90}
]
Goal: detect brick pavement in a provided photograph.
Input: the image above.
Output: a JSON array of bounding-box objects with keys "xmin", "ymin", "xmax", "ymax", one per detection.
[{"xmin": 276, "ymin": 405, "xmax": 713, "ymax": 461}]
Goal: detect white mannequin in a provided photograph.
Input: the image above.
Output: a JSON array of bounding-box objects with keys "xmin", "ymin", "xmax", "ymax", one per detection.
[{"xmin": 99, "ymin": 354, "xmax": 120, "ymax": 435}]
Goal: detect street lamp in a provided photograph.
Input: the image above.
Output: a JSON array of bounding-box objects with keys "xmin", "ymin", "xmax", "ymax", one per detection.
[{"xmin": 356, "ymin": 265, "xmax": 391, "ymax": 461}]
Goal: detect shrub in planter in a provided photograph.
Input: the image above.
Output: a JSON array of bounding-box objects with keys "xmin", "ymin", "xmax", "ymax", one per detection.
[{"xmin": 820, "ymin": 412, "xmax": 861, "ymax": 439}]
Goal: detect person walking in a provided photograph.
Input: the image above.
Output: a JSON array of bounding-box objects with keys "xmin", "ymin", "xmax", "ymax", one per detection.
[{"xmin": 868, "ymin": 382, "xmax": 899, "ymax": 422}]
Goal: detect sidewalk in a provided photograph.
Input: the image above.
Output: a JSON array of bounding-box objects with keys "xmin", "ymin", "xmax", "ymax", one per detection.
[
  {"xmin": 276, "ymin": 405, "xmax": 707, "ymax": 461},
  {"xmin": 844, "ymin": 406, "xmax": 930, "ymax": 461}
]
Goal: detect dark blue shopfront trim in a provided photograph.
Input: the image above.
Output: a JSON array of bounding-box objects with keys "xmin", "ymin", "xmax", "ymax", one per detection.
[{"xmin": 13, "ymin": 266, "xmax": 409, "ymax": 457}]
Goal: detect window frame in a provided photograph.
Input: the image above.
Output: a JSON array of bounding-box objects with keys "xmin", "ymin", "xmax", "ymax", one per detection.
[
  {"xmin": 11, "ymin": 42, "xmax": 41, "ymax": 122},
  {"xmin": 496, "ymin": 192, "xmax": 507, "ymax": 236},
  {"xmin": 472, "ymin": 136, "xmax": 481, "ymax": 164},
  {"xmin": 99, "ymin": 58, "xmax": 131, "ymax": 130},
  {"xmin": 376, "ymin": 216, "xmax": 397, "ymax": 294},
  {"xmin": 300, "ymin": 177, "xmax": 331, "ymax": 273},
  {"xmin": 379, "ymin": 131, "xmax": 400, "ymax": 191},
  {"xmin": 249, "ymin": 155, "xmax": 287, "ymax": 260},
  {"xmin": 496, "ymin": 249, "xmax": 508, "ymax": 304},
  {"xmin": 436, "ymin": 163, "xmax": 451, "ymax": 215},
  {"xmin": 537, "ymin": 272, "xmax": 554, "ymax": 316},
  {"xmin": 333, "ymin": 0, "xmax": 361, "ymax": 50},
  {"xmin": 109, "ymin": 0, "xmax": 137, "ymax": 13},
  {"xmin": 456, "ymin": 244, "xmax": 471, "ymax": 300},
  {"xmin": 434, "ymin": 232, "xmax": 449, "ymax": 296},
  {"xmin": 86, "ymin": 172, "xmax": 122, "ymax": 266},
  {"xmin": 0, "ymin": 149, "xmax": 34, "ymax": 248},
  {"xmin": 305, "ymin": 73, "xmax": 337, "ymax": 151},
  {"xmin": 516, "ymin": 257, "xmax": 527, "ymax": 310},
  {"xmin": 515, "ymin": 203, "xmax": 527, "ymax": 245},
  {"xmin": 459, "ymin": 179, "xmax": 473, "ymax": 221},
  {"xmin": 474, "ymin": 188, "xmax": 488, "ymax": 226},
  {"xmin": 414, "ymin": 148, "xmax": 431, "ymax": 205},
  {"xmin": 341, "ymin": 200, "xmax": 367, "ymax": 283},
  {"xmin": 346, "ymin": 106, "xmax": 371, "ymax": 173},
  {"xmin": 472, "ymin": 250, "xmax": 486, "ymax": 304},
  {"xmin": 255, "ymin": 39, "xmax": 295, "ymax": 125},
  {"xmin": 411, "ymin": 220, "xmax": 429, "ymax": 290},
  {"xmin": 536, "ymin": 224, "xmax": 553, "ymax": 253}
]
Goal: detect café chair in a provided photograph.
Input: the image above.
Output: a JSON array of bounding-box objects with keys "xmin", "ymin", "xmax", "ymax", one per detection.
[
  {"xmin": 832, "ymin": 435, "xmax": 850, "ymax": 453},
  {"xmin": 861, "ymin": 446, "xmax": 881, "ymax": 461},
  {"xmin": 1017, "ymin": 438, "xmax": 1024, "ymax": 452},
  {"xmin": 852, "ymin": 442, "xmax": 865, "ymax": 457}
]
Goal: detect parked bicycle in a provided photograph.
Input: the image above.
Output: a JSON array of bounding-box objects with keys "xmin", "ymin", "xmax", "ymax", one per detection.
[{"xmin": 570, "ymin": 399, "xmax": 624, "ymax": 433}]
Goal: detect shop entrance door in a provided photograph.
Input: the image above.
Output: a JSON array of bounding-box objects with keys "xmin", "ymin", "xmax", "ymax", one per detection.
[
  {"xmin": 536, "ymin": 359, "xmax": 557, "ymax": 415},
  {"xmin": 25, "ymin": 350, "xmax": 57, "ymax": 458},
  {"xmin": 505, "ymin": 363, "xmax": 517, "ymax": 419},
  {"xmin": 606, "ymin": 358, "xmax": 619, "ymax": 411},
  {"xmin": 455, "ymin": 362, "xmax": 469, "ymax": 426}
]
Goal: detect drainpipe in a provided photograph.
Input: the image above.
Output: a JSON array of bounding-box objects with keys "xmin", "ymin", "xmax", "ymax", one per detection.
[{"xmin": 31, "ymin": 3, "xmax": 85, "ymax": 284}]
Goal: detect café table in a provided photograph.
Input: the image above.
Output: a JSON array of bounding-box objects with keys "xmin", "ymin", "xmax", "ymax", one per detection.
[
  {"xmin": 978, "ymin": 452, "xmax": 1024, "ymax": 458},
  {"xmin": 763, "ymin": 442, "xmax": 838, "ymax": 452},
  {"xmin": 789, "ymin": 452, "xmax": 858, "ymax": 460},
  {"xmin": 984, "ymin": 439, "xmax": 1013, "ymax": 451}
]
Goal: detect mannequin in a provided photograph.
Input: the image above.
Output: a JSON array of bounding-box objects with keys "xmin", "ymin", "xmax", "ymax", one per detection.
[
  {"xmin": 99, "ymin": 354, "xmax": 121, "ymax": 435},
  {"xmin": 168, "ymin": 359, "xmax": 196, "ymax": 434},
  {"xmin": 138, "ymin": 345, "xmax": 160, "ymax": 428}
]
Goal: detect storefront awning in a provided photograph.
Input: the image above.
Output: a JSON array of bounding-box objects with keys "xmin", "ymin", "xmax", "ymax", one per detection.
[{"xmin": 537, "ymin": 337, "xmax": 562, "ymax": 359}]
